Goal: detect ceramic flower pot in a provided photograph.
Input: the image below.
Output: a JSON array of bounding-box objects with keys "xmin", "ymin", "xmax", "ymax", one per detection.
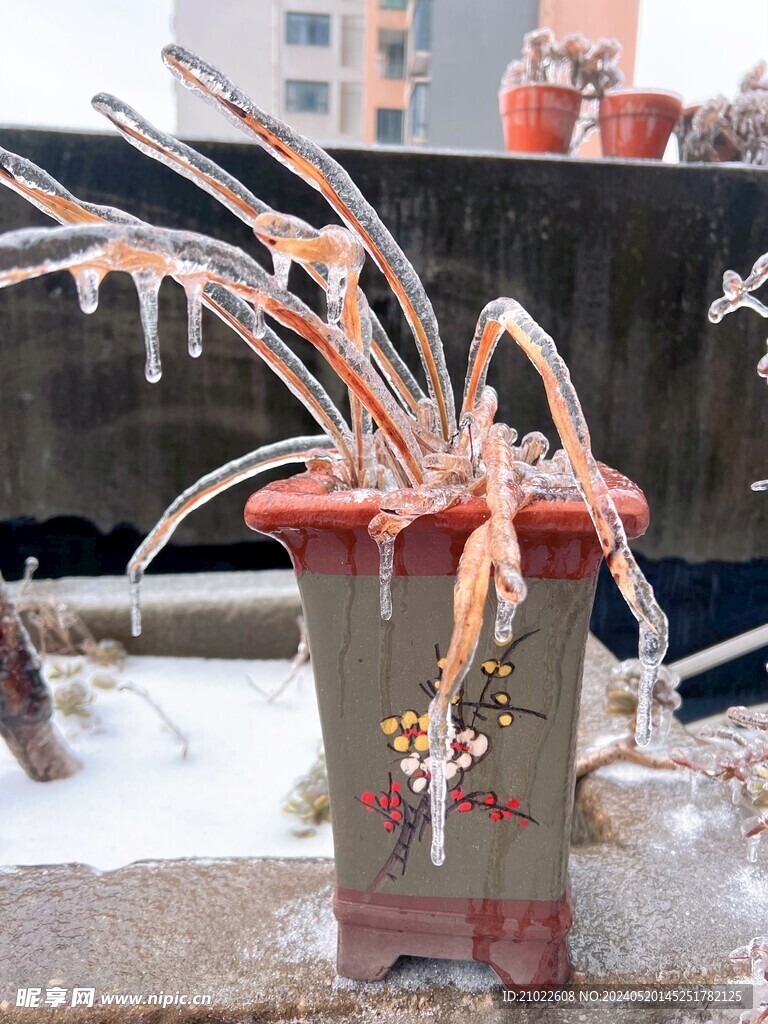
[
  {"xmin": 499, "ymin": 84, "xmax": 583, "ymax": 155},
  {"xmin": 245, "ymin": 468, "xmax": 649, "ymax": 988},
  {"xmin": 599, "ymin": 88, "xmax": 683, "ymax": 160}
]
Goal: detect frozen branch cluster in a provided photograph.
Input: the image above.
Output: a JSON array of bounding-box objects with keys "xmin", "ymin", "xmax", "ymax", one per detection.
[{"xmin": 679, "ymin": 61, "xmax": 768, "ymax": 165}]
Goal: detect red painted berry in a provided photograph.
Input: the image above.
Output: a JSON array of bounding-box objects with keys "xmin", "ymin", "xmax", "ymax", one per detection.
[
  {"xmin": 450, "ymin": 788, "xmax": 463, "ymax": 800},
  {"xmin": 361, "ymin": 792, "xmax": 375, "ymax": 805},
  {"xmin": 379, "ymin": 795, "xmax": 389, "ymax": 808},
  {"xmin": 390, "ymin": 810, "xmax": 402, "ymax": 822},
  {"xmin": 490, "ymin": 811, "xmax": 502, "ymax": 821},
  {"xmin": 384, "ymin": 821, "xmax": 395, "ymax": 831},
  {"xmin": 391, "ymin": 782, "xmax": 401, "ymax": 793},
  {"xmin": 390, "ymin": 794, "xmax": 401, "ymax": 808},
  {"xmin": 518, "ymin": 818, "xmax": 529, "ymax": 827},
  {"xmin": 484, "ymin": 794, "xmax": 496, "ymax": 805},
  {"xmin": 457, "ymin": 800, "xmax": 473, "ymax": 812},
  {"xmin": 506, "ymin": 798, "xmax": 520, "ymax": 809}
]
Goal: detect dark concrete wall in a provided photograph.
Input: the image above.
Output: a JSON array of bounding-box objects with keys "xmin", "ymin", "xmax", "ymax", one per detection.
[
  {"xmin": 1, "ymin": 128, "xmax": 767, "ymax": 564},
  {"xmin": 428, "ymin": 0, "xmax": 538, "ymax": 151}
]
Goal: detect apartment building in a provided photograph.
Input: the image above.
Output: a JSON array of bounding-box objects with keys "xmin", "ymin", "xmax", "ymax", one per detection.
[
  {"xmin": 174, "ymin": 0, "xmax": 366, "ymax": 144},
  {"xmin": 364, "ymin": 0, "xmax": 539, "ymax": 149},
  {"xmin": 173, "ymin": 1, "xmax": 638, "ymax": 151}
]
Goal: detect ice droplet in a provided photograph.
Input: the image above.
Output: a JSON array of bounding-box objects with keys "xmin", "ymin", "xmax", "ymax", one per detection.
[
  {"xmin": 254, "ymin": 304, "xmax": 266, "ymax": 339},
  {"xmin": 272, "ymin": 251, "xmax": 291, "ymax": 289},
  {"xmin": 131, "ymin": 269, "xmax": 163, "ymax": 383},
  {"xmin": 129, "ymin": 570, "xmax": 143, "ymax": 637},
  {"xmin": 184, "ymin": 279, "xmax": 204, "ymax": 358},
  {"xmin": 494, "ymin": 597, "xmax": 516, "ymax": 645},
  {"xmin": 428, "ymin": 705, "xmax": 451, "ymax": 866},
  {"xmin": 326, "ymin": 265, "xmax": 347, "ymax": 325},
  {"xmin": 72, "ymin": 267, "xmax": 100, "ymax": 314},
  {"xmin": 376, "ymin": 535, "xmax": 394, "ymax": 620},
  {"xmin": 751, "ymin": 479, "xmax": 768, "ymax": 491}
]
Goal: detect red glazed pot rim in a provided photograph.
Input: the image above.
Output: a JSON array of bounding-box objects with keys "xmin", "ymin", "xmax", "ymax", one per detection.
[
  {"xmin": 245, "ymin": 463, "xmax": 649, "ymax": 541},
  {"xmin": 602, "ymin": 87, "xmax": 683, "ymax": 102},
  {"xmin": 499, "ymin": 82, "xmax": 582, "ymax": 108}
]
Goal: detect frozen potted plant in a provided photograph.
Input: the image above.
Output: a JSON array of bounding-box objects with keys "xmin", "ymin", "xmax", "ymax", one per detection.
[
  {"xmin": 499, "ymin": 29, "xmax": 624, "ymax": 156},
  {"xmin": 0, "ymin": 46, "xmax": 668, "ymax": 988},
  {"xmin": 499, "ymin": 28, "xmax": 584, "ymax": 154},
  {"xmin": 678, "ymin": 62, "xmax": 768, "ymax": 165}
]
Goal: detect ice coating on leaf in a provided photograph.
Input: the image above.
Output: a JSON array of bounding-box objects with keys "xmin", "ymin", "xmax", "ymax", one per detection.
[
  {"xmin": 128, "ymin": 435, "xmax": 335, "ymax": 635},
  {"xmin": 132, "ymin": 269, "xmax": 163, "ymax": 382},
  {"xmin": 72, "ymin": 267, "xmax": 100, "ymax": 314},
  {"xmin": 272, "ymin": 252, "xmax": 291, "ymax": 289},
  {"xmin": 0, "ymin": 221, "xmax": 422, "ymax": 483},
  {"xmin": 463, "ymin": 299, "xmax": 668, "ymax": 747},
  {"xmin": 326, "ymin": 265, "xmax": 347, "ymax": 325},
  {"xmin": 184, "ymin": 278, "xmax": 204, "ymax": 357},
  {"xmin": 254, "ymin": 304, "xmax": 266, "ymax": 339},
  {"xmin": 161, "ymin": 44, "xmax": 456, "ymax": 439},
  {"xmin": 709, "ymin": 252, "xmax": 768, "ymax": 490},
  {"xmin": 91, "ymin": 93, "xmax": 269, "ymax": 229}
]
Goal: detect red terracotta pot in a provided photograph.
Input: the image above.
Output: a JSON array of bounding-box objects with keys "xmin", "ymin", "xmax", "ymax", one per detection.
[
  {"xmin": 599, "ymin": 89, "xmax": 683, "ymax": 160},
  {"xmin": 245, "ymin": 468, "xmax": 649, "ymax": 988},
  {"xmin": 499, "ymin": 84, "xmax": 583, "ymax": 155}
]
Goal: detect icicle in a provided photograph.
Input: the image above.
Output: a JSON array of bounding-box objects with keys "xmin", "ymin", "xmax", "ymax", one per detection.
[
  {"xmin": 655, "ymin": 704, "xmax": 673, "ymax": 748},
  {"xmin": 634, "ymin": 626, "xmax": 659, "ymax": 747},
  {"xmin": 184, "ymin": 278, "xmax": 204, "ymax": 357},
  {"xmin": 494, "ymin": 597, "xmax": 516, "ymax": 645},
  {"xmin": 129, "ymin": 569, "xmax": 143, "ymax": 637},
  {"xmin": 428, "ymin": 704, "xmax": 451, "ymax": 866},
  {"xmin": 326, "ymin": 265, "xmax": 347, "ymax": 324},
  {"xmin": 72, "ymin": 266, "xmax": 100, "ymax": 314},
  {"xmin": 272, "ymin": 251, "xmax": 291, "ymax": 289},
  {"xmin": 377, "ymin": 535, "xmax": 395, "ymax": 620},
  {"xmin": 747, "ymin": 834, "xmax": 761, "ymax": 863},
  {"xmin": 131, "ymin": 269, "xmax": 163, "ymax": 383},
  {"xmin": 254, "ymin": 304, "xmax": 266, "ymax": 339}
]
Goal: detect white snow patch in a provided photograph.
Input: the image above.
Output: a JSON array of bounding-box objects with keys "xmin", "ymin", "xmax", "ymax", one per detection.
[{"xmin": 0, "ymin": 655, "xmax": 332, "ymax": 870}]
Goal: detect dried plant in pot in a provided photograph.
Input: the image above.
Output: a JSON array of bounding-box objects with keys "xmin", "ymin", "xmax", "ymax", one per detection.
[
  {"xmin": 0, "ymin": 46, "xmax": 668, "ymax": 988},
  {"xmin": 499, "ymin": 29, "xmax": 624, "ymax": 156},
  {"xmin": 678, "ymin": 62, "xmax": 768, "ymax": 165}
]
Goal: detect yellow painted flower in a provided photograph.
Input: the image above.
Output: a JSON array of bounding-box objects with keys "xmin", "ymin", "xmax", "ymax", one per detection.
[{"xmin": 380, "ymin": 709, "xmax": 430, "ymax": 752}]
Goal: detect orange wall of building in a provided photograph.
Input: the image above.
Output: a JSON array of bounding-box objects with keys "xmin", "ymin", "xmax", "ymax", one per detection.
[
  {"xmin": 538, "ymin": 0, "xmax": 639, "ymax": 84},
  {"xmin": 363, "ymin": 0, "xmax": 408, "ymax": 142}
]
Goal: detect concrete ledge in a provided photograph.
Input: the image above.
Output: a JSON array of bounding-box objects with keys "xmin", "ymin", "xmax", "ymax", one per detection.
[
  {"xmin": 8, "ymin": 571, "xmax": 303, "ymax": 660},
  {"xmin": 1, "ymin": 637, "xmax": 765, "ymax": 1022}
]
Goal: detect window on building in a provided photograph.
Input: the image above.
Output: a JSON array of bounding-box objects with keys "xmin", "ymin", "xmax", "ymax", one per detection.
[
  {"xmin": 413, "ymin": 0, "xmax": 432, "ymax": 51},
  {"xmin": 379, "ymin": 0, "xmax": 407, "ymax": 9},
  {"xmin": 377, "ymin": 29, "xmax": 406, "ymax": 80},
  {"xmin": 409, "ymin": 83, "xmax": 429, "ymax": 140},
  {"xmin": 376, "ymin": 108, "xmax": 404, "ymax": 145},
  {"xmin": 286, "ymin": 12, "xmax": 331, "ymax": 46},
  {"xmin": 341, "ymin": 14, "xmax": 364, "ymax": 69},
  {"xmin": 285, "ymin": 80, "xmax": 330, "ymax": 114},
  {"xmin": 340, "ymin": 83, "xmax": 363, "ymax": 136}
]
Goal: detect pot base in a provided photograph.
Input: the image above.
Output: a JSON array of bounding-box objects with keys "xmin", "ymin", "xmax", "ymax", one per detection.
[{"xmin": 335, "ymin": 886, "xmax": 572, "ymax": 989}]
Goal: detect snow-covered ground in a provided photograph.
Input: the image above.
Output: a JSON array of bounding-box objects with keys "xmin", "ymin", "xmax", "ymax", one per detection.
[{"xmin": 0, "ymin": 656, "xmax": 332, "ymax": 869}]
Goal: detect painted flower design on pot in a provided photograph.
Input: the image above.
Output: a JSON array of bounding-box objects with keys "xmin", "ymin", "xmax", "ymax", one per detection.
[
  {"xmin": 399, "ymin": 723, "xmax": 489, "ymax": 794},
  {"xmin": 358, "ymin": 629, "xmax": 546, "ymax": 890}
]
